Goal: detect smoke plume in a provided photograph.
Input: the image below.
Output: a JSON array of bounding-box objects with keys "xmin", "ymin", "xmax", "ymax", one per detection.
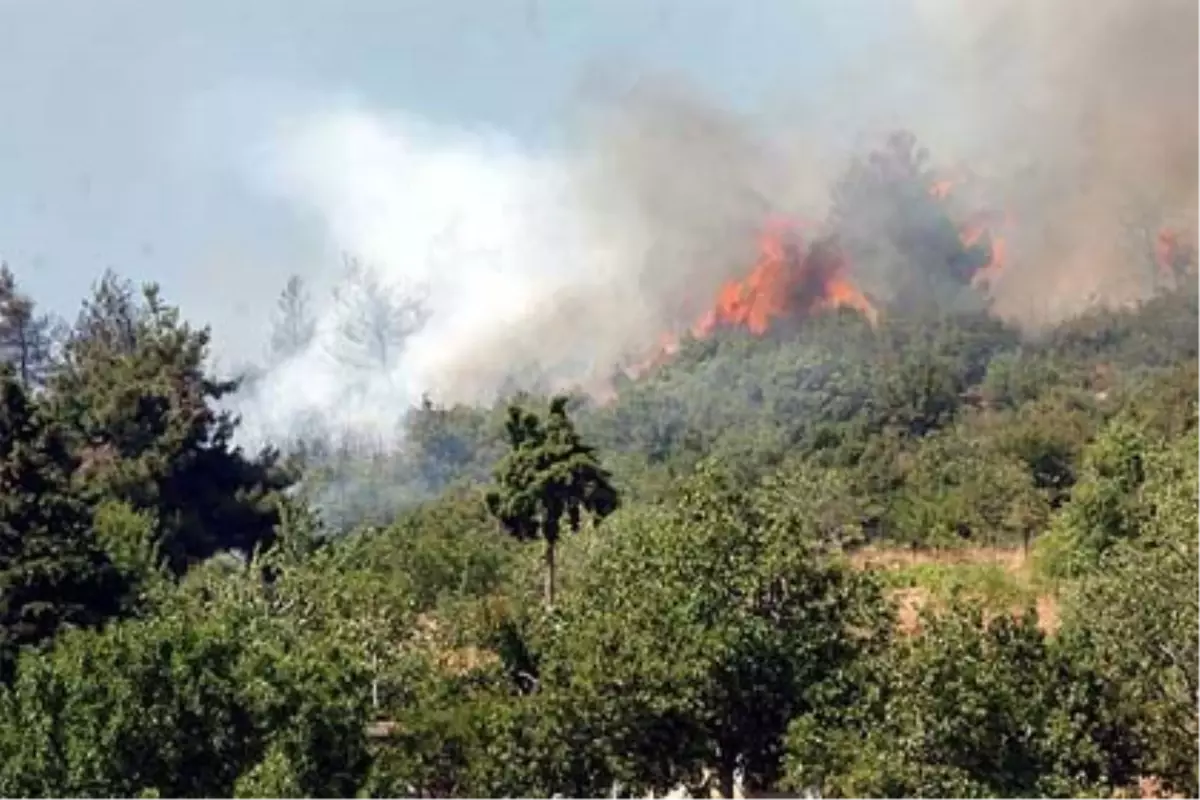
[
  {"xmin": 907, "ymin": 0, "xmax": 1198, "ymax": 326},
  {"xmin": 231, "ymin": 0, "xmax": 1196, "ymax": 448}
]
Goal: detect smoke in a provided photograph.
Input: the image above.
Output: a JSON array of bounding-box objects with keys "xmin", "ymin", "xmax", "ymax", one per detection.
[
  {"xmin": 905, "ymin": 0, "xmax": 1198, "ymax": 327},
  {"xmin": 232, "ymin": 84, "xmax": 794, "ymax": 447},
  {"xmin": 230, "ymin": 0, "xmax": 1196, "ymax": 448}
]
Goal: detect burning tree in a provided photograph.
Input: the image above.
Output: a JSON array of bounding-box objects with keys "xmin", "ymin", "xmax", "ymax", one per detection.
[
  {"xmin": 828, "ymin": 130, "xmax": 995, "ymax": 310},
  {"xmin": 630, "ymin": 131, "xmax": 1007, "ymax": 377}
]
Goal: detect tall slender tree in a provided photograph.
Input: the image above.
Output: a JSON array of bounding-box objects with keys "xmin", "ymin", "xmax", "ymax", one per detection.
[
  {"xmin": 486, "ymin": 395, "xmax": 619, "ymax": 607},
  {"xmin": 269, "ymin": 275, "xmax": 317, "ymax": 363},
  {"xmin": 327, "ymin": 256, "xmax": 427, "ymax": 373}
]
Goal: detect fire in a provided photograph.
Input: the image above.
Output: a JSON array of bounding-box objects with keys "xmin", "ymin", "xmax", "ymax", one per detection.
[
  {"xmin": 627, "ymin": 171, "xmax": 1015, "ymax": 380},
  {"xmin": 967, "ymin": 213, "xmax": 1010, "ymax": 289},
  {"xmin": 1154, "ymin": 227, "xmax": 1196, "ymax": 284},
  {"xmin": 932, "ymin": 179, "xmax": 1009, "ymax": 288},
  {"xmin": 692, "ymin": 217, "xmax": 876, "ymax": 338}
]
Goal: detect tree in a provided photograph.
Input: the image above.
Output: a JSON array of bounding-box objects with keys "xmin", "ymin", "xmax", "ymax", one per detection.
[
  {"xmin": 889, "ymin": 426, "xmax": 1049, "ymax": 551},
  {"xmin": 0, "ymin": 564, "xmax": 373, "ymax": 798},
  {"xmin": 541, "ymin": 462, "xmax": 889, "ymax": 797},
  {"xmin": 327, "ymin": 256, "xmax": 427, "ymax": 372},
  {"xmin": 268, "ymin": 274, "xmax": 317, "ymax": 363},
  {"xmin": 1034, "ymin": 418, "xmax": 1151, "ymax": 578},
  {"xmin": 0, "ymin": 368, "xmax": 126, "ymax": 682},
  {"xmin": 485, "ymin": 395, "xmax": 619, "ymax": 607},
  {"xmin": 828, "ymin": 130, "xmax": 992, "ymax": 311},
  {"xmin": 0, "ymin": 264, "xmax": 55, "ymax": 390},
  {"xmin": 402, "ymin": 394, "xmax": 497, "ymax": 495},
  {"xmin": 783, "ymin": 601, "xmax": 1139, "ymax": 798},
  {"xmin": 47, "ymin": 272, "xmax": 293, "ymax": 574},
  {"xmin": 1056, "ymin": 431, "xmax": 1199, "ymax": 795}
]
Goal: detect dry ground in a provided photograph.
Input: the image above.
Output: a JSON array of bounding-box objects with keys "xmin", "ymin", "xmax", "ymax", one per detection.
[{"xmin": 849, "ymin": 545, "xmax": 1061, "ymax": 636}]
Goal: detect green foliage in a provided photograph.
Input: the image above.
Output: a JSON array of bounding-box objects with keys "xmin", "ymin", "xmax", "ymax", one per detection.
[
  {"xmin": 0, "ymin": 568, "xmax": 372, "ymax": 798},
  {"xmin": 486, "ymin": 395, "xmax": 619, "ymax": 605},
  {"xmin": 316, "ymin": 488, "xmax": 517, "ymax": 626},
  {"xmin": 890, "ymin": 426, "xmax": 1049, "ymax": 550},
  {"xmin": 0, "ymin": 370, "xmax": 127, "ymax": 682},
  {"xmin": 784, "ymin": 602, "xmax": 1138, "ymax": 798},
  {"xmin": 539, "ymin": 462, "xmax": 890, "ymax": 796},
  {"xmin": 0, "ymin": 264, "xmax": 56, "ymax": 390},
  {"xmin": 47, "ymin": 272, "xmax": 294, "ymax": 574},
  {"xmin": 1034, "ymin": 418, "xmax": 1159, "ymax": 578},
  {"xmin": 1057, "ymin": 431, "xmax": 1199, "ymax": 796}
]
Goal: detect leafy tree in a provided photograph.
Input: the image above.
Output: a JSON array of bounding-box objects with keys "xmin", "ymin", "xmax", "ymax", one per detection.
[
  {"xmin": 984, "ymin": 388, "xmax": 1105, "ymax": 507},
  {"xmin": 402, "ymin": 395, "xmax": 499, "ymax": 495},
  {"xmin": 541, "ymin": 462, "xmax": 889, "ymax": 797},
  {"xmin": 784, "ymin": 602, "xmax": 1139, "ymax": 798},
  {"xmin": 327, "ymin": 256, "xmax": 427, "ymax": 372},
  {"xmin": 47, "ymin": 272, "xmax": 293, "ymax": 574},
  {"xmin": 1056, "ymin": 431, "xmax": 1199, "ymax": 795},
  {"xmin": 0, "ymin": 568, "xmax": 373, "ymax": 798},
  {"xmin": 485, "ymin": 396, "xmax": 619, "ymax": 607},
  {"xmin": 1034, "ymin": 418, "xmax": 1153, "ymax": 578},
  {"xmin": 0, "ymin": 369, "xmax": 126, "ymax": 682},
  {"xmin": 890, "ymin": 426, "xmax": 1049, "ymax": 551}
]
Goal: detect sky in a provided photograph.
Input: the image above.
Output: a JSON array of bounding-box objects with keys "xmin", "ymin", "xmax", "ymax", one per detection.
[{"xmin": 0, "ymin": 0, "xmax": 905, "ymax": 356}]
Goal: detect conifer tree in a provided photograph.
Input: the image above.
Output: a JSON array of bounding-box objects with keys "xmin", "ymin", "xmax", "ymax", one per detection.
[
  {"xmin": 0, "ymin": 368, "xmax": 125, "ymax": 681},
  {"xmin": 486, "ymin": 395, "xmax": 619, "ymax": 606},
  {"xmin": 48, "ymin": 271, "xmax": 293, "ymax": 574},
  {"xmin": 0, "ymin": 264, "xmax": 55, "ymax": 390}
]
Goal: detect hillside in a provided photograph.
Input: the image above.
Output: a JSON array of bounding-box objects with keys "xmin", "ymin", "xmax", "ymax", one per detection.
[{"xmin": 0, "ymin": 231, "xmax": 1194, "ymax": 796}]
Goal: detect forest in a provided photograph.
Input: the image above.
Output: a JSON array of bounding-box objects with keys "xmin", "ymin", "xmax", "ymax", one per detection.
[{"xmin": 0, "ymin": 132, "xmax": 1196, "ymax": 799}]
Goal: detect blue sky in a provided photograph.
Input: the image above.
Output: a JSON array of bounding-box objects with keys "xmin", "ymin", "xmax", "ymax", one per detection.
[{"xmin": 0, "ymin": 0, "xmax": 908, "ymax": 336}]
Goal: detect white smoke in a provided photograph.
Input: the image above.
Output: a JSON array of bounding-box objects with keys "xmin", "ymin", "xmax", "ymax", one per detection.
[{"xmin": 231, "ymin": 105, "xmax": 664, "ymax": 447}]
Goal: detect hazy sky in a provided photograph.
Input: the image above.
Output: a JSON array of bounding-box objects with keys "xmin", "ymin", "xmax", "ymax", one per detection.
[{"xmin": 0, "ymin": 0, "xmax": 910, "ymax": 359}]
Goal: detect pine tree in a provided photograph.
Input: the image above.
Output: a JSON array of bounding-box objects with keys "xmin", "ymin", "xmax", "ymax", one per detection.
[
  {"xmin": 269, "ymin": 275, "xmax": 317, "ymax": 363},
  {"xmin": 48, "ymin": 271, "xmax": 294, "ymax": 574},
  {"xmin": 486, "ymin": 395, "xmax": 619, "ymax": 607},
  {"xmin": 0, "ymin": 264, "xmax": 55, "ymax": 390},
  {"xmin": 0, "ymin": 368, "xmax": 126, "ymax": 682}
]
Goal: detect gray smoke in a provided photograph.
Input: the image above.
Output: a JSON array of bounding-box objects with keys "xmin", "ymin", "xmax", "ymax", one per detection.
[{"xmin": 229, "ymin": 0, "xmax": 1196, "ymax": 449}]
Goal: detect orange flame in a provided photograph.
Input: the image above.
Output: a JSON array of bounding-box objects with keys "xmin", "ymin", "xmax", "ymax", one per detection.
[
  {"xmin": 692, "ymin": 218, "xmax": 876, "ymax": 339},
  {"xmin": 1154, "ymin": 227, "xmax": 1197, "ymax": 283},
  {"xmin": 968, "ymin": 213, "xmax": 1010, "ymax": 289},
  {"xmin": 628, "ymin": 176, "xmax": 1014, "ymax": 380},
  {"xmin": 932, "ymin": 178, "xmax": 1009, "ymax": 288}
]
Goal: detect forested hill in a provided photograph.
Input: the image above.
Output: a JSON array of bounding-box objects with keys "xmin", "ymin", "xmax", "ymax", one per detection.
[{"xmin": 0, "ymin": 247, "xmax": 1195, "ymax": 797}]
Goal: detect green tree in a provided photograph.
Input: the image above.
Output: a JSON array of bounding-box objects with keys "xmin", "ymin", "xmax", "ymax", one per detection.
[
  {"xmin": 542, "ymin": 462, "xmax": 889, "ymax": 797},
  {"xmin": 0, "ymin": 264, "xmax": 56, "ymax": 390},
  {"xmin": 784, "ymin": 602, "xmax": 1138, "ymax": 798},
  {"xmin": 0, "ymin": 369, "xmax": 126, "ymax": 682},
  {"xmin": 1057, "ymin": 431, "xmax": 1199, "ymax": 795},
  {"xmin": 485, "ymin": 395, "xmax": 619, "ymax": 607},
  {"xmin": 47, "ymin": 271, "xmax": 293, "ymax": 574},
  {"xmin": 1034, "ymin": 418, "xmax": 1151, "ymax": 578},
  {"xmin": 0, "ymin": 560, "xmax": 372, "ymax": 798},
  {"xmin": 890, "ymin": 426, "xmax": 1049, "ymax": 551}
]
